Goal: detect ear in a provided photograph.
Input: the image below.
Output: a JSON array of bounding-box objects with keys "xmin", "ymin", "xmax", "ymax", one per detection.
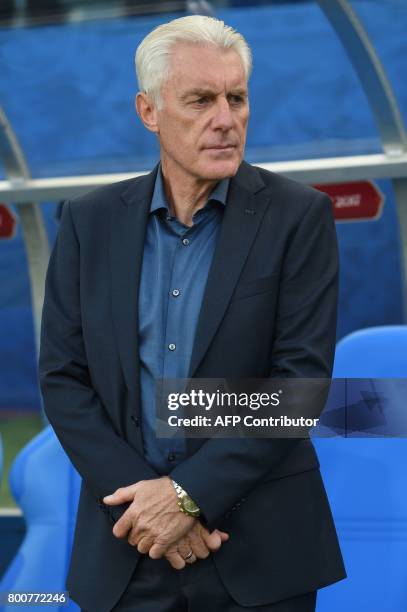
[{"xmin": 135, "ymin": 92, "xmax": 159, "ymax": 134}]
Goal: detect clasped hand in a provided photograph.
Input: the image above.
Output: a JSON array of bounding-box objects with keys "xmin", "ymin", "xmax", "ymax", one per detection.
[{"xmin": 103, "ymin": 476, "xmax": 229, "ymax": 569}]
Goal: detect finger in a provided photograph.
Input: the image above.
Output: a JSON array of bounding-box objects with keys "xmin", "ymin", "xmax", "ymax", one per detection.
[
  {"xmin": 103, "ymin": 484, "xmax": 138, "ymax": 505},
  {"xmin": 177, "ymin": 536, "xmax": 201, "ymax": 562},
  {"xmin": 214, "ymin": 529, "xmax": 230, "ymax": 542},
  {"xmin": 112, "ymin": 512, "xmax": 133, "ymax": 538},
  {"xmin": 128, "ymin": 524, "xmax": 148, "ymax": 547},
  {"xmin": 201, "ymin": 530, "xmax": 222, "ymax": 551},
  {"xmin": 137, "ymin": 535, "xmax": 153, "ymax": 554},
  {"xmin": 183, "ymin": 552, "xmax": 197, "ymax": 565},
  {"xmin": 176, "ymin": 547, "xmax": 197, "ymax": 565},
  {"xmin": 165, "ymin": 550, "xmax": 186, "ymax": 570},
  {"xmin": 187, "ymin": 531, "xmax": 210, "ymax": 559},
  {"xmin": 149, "ymin": 540, "xmax": 170, "ymax": 560}
]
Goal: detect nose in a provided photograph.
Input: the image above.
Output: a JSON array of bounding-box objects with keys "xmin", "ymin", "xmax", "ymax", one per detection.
[{"xmin": 212, "ymin": 96, "xmax": 234, "ymax": 131}]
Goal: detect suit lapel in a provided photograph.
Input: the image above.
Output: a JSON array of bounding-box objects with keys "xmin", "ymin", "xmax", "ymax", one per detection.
[
  {"xmin": 109, "ymin": 165, "xmax": 158, "ymax": 399},
  {"xmin": 188, "ymin": 161, "xmax": 270, "ymax": 378}
]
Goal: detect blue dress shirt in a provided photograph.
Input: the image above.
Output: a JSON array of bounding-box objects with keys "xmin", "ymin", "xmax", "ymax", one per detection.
[{"xmin": 138, "ymin": 167, "xmax": 229, "ymax": 474}]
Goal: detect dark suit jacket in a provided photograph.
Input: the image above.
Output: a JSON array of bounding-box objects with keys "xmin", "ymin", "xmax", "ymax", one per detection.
[{"xmin": 38, "ymin": 161, "xmax": 346, "ymax": 611}]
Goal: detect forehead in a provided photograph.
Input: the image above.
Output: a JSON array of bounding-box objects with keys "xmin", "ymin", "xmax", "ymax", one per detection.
[{"xmin": 166, "ymin": 42, "xmax": 247, "ymax": 92}]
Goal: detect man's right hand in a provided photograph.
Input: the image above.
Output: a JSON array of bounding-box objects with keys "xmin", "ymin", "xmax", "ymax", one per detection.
[{"xmin": 164, "ymin": 522, "xmax": 229, "ymax": 570}]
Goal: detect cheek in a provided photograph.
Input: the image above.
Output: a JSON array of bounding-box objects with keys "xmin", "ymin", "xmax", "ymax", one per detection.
[
  {"xmin": 240, "ymin": 114, "xmax": 249, "ymax": 132},
  {"xmin": 160, "ymin": 124, "xmax": 201, "ymax": 163}
]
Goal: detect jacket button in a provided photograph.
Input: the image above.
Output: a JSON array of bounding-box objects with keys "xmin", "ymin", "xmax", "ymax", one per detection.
[{"xmin": 131, "ymin": 415, "xmax": 140, "ymax": 427}]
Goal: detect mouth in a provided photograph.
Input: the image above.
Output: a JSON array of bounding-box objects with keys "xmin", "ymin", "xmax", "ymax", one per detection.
[{"xmin": 205, "ymin": 145, "xmax": 236, "ymax": 151}]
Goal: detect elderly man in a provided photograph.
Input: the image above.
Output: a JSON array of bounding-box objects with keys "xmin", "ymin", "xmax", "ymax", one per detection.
[{"xmin": 39, "ymin": 14, "xmax": 346, "ymax": 612}]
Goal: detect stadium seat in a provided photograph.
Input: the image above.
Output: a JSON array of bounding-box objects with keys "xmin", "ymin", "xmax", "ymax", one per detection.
[
  {"xmin": 0, "ymin": 426, "xmax": 81, "ymax": 612},
  {"xmin": 315, "ymin": 326, "xmax": 407, "ymax": 611}
]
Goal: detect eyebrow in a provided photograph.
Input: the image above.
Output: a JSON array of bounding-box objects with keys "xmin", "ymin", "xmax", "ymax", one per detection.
[{"xmin": 180, "ymin": 87, "xmax": 248, "ymax": 100}]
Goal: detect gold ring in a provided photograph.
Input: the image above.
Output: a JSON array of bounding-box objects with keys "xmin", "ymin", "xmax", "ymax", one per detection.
[{"xmin": 184, "ymin": 550, "xmax": 193, "ymax": 560}]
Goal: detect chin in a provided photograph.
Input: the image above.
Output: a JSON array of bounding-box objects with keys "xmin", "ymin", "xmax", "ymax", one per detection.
[{"xmin": 200, "ymin": 158, "xmax": 242, "ymax": 180}]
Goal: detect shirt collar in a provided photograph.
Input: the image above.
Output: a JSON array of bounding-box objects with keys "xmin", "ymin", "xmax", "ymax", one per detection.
[{"xmin": 149, "ymin": 164, "xmax": 229, "ymax": 215}]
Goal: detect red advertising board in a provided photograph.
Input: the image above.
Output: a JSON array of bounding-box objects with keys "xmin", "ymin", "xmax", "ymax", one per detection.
[
  {"xmin": 313, "ymin": 181, "xmax": 384, "ymax": 221},
  {"xmin": 0, "ymin": 204, "xmax": 17, "ymax": 239}
]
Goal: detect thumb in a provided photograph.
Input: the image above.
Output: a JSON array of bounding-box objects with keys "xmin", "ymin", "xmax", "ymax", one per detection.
[
  {"xmin": 203, "ymin": 530, "xmax": 222, "ymax": 551},
  {"xmin": 103, "ymin": 484, "xmax": 137, "ymax": 505},
  {"xmin": 215, "ymin": 529, "xmax": 230, "ymax": 542}
]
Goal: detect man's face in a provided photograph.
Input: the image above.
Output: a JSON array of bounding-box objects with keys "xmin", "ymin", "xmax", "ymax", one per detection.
[{"xmin": 153, "ymin": 42, "xmax": 249, "ymax": 181}]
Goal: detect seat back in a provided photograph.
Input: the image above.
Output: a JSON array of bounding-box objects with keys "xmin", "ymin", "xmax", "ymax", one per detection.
[
  {"xmin": 316, "ymin": 326, "xmax": 407, "ymax": 611},
  {"xmin": 0, "ymin": 426, "xmax": 81, "ymax": 612}
]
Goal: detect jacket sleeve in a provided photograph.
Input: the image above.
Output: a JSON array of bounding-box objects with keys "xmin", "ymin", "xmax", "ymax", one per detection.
[
  {"xmin": 38, "ymin": 200, "xmax": 158, "ymax": 522},
  {"xmin": 169, "ymin": 191, "xmax": 339, "ymax": 530}
]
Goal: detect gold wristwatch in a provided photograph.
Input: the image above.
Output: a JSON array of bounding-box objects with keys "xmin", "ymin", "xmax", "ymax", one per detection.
[{"xmin": 171, "ymin": 479, "xmax": 201, "ymax": 518}]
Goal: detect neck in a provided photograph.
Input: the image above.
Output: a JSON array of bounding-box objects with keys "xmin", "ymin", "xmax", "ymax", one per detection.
[{"xmin": 160, "ymin": 159, "xmax": 219, "ymax": 227}]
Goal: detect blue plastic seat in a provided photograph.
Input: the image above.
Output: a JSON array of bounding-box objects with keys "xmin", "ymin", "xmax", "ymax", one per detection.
[
  {"xmin": 0, "ymin": 426, "xmax": 81, "ymax": 612},
  {"xmin": 315, "ymin": 326, "xmax": 407, "ymax": 611}
]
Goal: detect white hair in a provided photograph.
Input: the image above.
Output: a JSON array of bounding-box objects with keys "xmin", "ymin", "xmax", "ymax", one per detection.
[{"xmin": 135, "ymin": 15, "xmax": 252, "ymax": 108}]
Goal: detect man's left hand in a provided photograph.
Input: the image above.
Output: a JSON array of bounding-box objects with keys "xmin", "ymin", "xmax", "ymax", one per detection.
[{"xmin": 103, "ymin": 477, "xmax": 195, "ymax": 559}]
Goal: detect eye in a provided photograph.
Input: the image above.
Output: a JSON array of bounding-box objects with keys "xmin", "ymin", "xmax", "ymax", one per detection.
[
  {"xmin": 194, "ymin": 96, "xmax": 210, "ymax": 105},
  {"xmin": 229, "ymin": 95, "xmax": 245, "ymax": 105}
]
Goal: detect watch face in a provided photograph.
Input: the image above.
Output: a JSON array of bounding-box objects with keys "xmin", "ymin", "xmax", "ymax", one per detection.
[{"xmin": 182, "ymin": 497, "xmax": 199, "ymax": 514}]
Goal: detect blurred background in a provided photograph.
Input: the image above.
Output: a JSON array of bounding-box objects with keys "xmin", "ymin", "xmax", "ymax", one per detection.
[{"xmin": 0, "ymin": 0, "xmax": 406, "ymax": 610}]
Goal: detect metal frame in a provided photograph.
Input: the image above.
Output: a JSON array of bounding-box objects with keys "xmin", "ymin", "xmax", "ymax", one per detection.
[
  {"xmin": 0, "ymin": 108, "xmax": 49, "ymax": 354},
  {"xmin": 317, "ymin": 0, "xmax": 406, "ymax": 155},
  {"xmin": 317, "ymin": 0, "xmax": 407, "ymax": 315},
  {"xmin": 1, "ymin": 152, "xmax": 407, "ymax": 203},
  {"xmin": 1, "ymin": 0, "xmax": 407, "ymax": 354}
]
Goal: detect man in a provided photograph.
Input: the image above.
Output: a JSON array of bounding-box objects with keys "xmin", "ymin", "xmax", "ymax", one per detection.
[{"xmin": 39, "ymin": 15, "xmax": 346, "ymax": 612}]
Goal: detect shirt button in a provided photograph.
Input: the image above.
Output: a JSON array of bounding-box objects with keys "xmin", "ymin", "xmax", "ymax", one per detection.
[
  {"xmin": 182, "ymin": 238, "xmax": 190, "ymax": 246},
  {"xmin": 168, "ymin": 452, "xmax": 176, "ymax": 462},
  {"xmin": 172, "ymin": 289, "xmax": 180, "ymax": 297},
  {"xmin": 168, "ymin": 343, "xmax": 176, "ymax": 351},
  {"xmin": 130, "ymin": 415, "xmax": 140, "ymax": 427}
]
